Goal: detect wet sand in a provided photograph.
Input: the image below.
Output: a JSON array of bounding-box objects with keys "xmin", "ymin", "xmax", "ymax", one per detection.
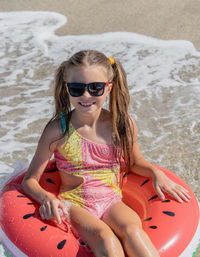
[{"xmin": 1, "ymin": 0, "xmax": 200, "ymax": 50}]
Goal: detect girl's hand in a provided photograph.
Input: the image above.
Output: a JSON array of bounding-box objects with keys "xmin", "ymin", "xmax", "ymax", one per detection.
[
  {"xmin": 152, "ymin": 169, "xmax": 191, "ymax": 203},
  {"xmin": 39, "ymin": 195, "xmax": 68, "ymax": 224}
]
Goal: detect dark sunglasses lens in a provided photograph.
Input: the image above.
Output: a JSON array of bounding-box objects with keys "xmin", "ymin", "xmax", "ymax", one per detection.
[
  {"xmin": 88, "ymin": 82, "xmax": 105, "ymax": 96},
  {"xmin": 68, "ymin": 83, "xmax": 85, "ymax": 97}
]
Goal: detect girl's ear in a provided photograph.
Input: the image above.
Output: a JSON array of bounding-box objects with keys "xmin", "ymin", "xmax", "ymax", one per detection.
[{"xmin": 108, "ymin": 83, "xmax": 113, "ymax": 93}]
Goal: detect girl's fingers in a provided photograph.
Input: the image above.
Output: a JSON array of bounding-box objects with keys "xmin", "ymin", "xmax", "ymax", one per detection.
[
  {"xmin": 154, "ymin": 177, "xmax": 191, "ymax": 203},
  {"xmin": 177, "ymin": 185, "xmax": 191, "ymax": 200},
  {"xmin": 51, "ymin": 200, "xmax": 62, "ymax": 224},
  {"xmin": 154, "ymin": 184, "xmax": 165, "ymax": 200},
  {"xmin": 177, "ymin": 192, "xmax": 190, "ymax": 202},
  {"xmin": 40, "ymin": 199, "xmax": 62, "ymax": 222},
  {"xmin": 59, "ymin": 201, "xmax": 70, "ymax": 215},
  {"xmin": 170, "ymin": 191, "xmax": 184, "ymax": 203},
  {"xmin": 174, "ymin": 186, "xmax": 191, "ymax": 202},
  {"xmin": 160, "ymin": 185, "xmax": 183, "ymax": 203},
  {"xmin": 162, "ymin": 184, "xmax": 191, "ymax": 203},
  {"xmin": 39, "ymin": 205, "xmax": 46, "ymax": 219},
  {"xmin": 39, "ymin": 199, "xmax": 68, "ymax": 224},
  {"xmin": 44, "ymin": 201, "xmax": 52, "ymax": 219}
]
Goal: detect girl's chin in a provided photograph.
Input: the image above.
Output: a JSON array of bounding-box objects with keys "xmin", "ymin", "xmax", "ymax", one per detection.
[
  {"xmin": 75, "ymin": 105, "xmax": 95, "ymax": 113},
  {"xmin": 74, "ymin": 104, "xmax": 103, "ymax": 115}
]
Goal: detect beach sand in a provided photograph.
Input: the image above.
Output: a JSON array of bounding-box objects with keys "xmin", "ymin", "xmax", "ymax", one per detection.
[
  {"xmin": 0, "ymin": 1, "xmax": 199, "ymax": 256},
  {"xmin": 1, "ymin": 0, "xmax": 200, "ymax": 50}
]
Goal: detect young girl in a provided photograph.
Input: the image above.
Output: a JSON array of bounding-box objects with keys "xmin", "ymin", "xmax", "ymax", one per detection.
[{"xmin": 22, "ymin": 50, "xmax": 190, "ymax": 257}]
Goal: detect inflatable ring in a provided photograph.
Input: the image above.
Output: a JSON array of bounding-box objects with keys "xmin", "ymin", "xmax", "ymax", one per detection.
[{"xmin": 0, "ymin": 160, "xmax": 200, "ymax": 257}]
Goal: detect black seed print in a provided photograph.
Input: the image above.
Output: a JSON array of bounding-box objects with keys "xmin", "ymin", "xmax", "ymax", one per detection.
[
  {"xmin": 163, "ymin": 211, "xmax": 175, "ymax": 217},
  {"xmin": 141, "ymin": 179, "xmax": 150, "ymax": 186},
  {"xmin": 162, "ymin": 200, "xmax": 171, "ymax": 203},
  {"xmin": 44, "ymin": 169, "xmax": 57, "ymax": 173},
  {"xmin": 149, "ymin": 226, "xmax": 157, "ymax": 229},
  {"xmin": 40, "ymin": 226, "xmax": 47, "ymax": 231},
  {"xmin": 23, "ymin": 213, "xmax": 35, "ymax": 219},
  {"xmin": 144, "ymin": 217, "xmax": 152, "ymax": 221},
  {"xmin": 148, "ymin": 195, "xmax": 158, "ymax": 201},
  {"xmin": 27, "ymin": 203, "xmax": 35, "ymax": 205},
  {"xmin": 80, "ymin": 241, "xmax": 86, "ymax": 245},
  {"xmin": 57, "ymin": 239, "xmax": 66, "ymax": 249},
  {"xmin": 123, "ymin": 171, "xmax": 130, "ymax": 178},
  {"xmin": 17, "ymin": 195, "xmax": 26, "ymax": 198},
  {"xmin": 46, "ymin": 178, "xmax": 56, "ymax": 185}
]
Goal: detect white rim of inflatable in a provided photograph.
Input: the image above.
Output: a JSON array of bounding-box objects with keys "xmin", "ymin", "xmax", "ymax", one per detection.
[
  {"xmin": 179, "ymin": 201, "xmax": 200, "ymax": 257},
  {"xmin": 0, "ymin": 226, "xmax": 27, "ymax": 257},
  {"xmin": 0, "ymin": 162, "xmax": 29, "ymax": 257},
  {"xmin": 0, "ymin": 161, "xmax": 29, "ymax": 192}
]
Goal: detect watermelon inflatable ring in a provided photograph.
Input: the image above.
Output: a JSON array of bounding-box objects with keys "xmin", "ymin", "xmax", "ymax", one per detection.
[{"xmin": 0, "ymin": 160, "xmax": 200, "ymax": 257}]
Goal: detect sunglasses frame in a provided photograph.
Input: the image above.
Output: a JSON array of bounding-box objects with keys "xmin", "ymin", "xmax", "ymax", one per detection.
[{"xmin": 66, "ymin": 81, "xmax": 111, "ymax": 97}]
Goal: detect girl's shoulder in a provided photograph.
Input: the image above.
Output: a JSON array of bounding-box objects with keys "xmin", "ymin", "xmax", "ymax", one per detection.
[
  {"xmin": 40, "ymin": 118, "xmax": 63, "ymax": 152},
  {"xmin": 44, "ymin": 118, "xmax": 62, "ymax": 136}
]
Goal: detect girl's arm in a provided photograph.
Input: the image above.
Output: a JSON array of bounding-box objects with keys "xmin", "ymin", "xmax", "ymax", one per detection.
[
  {"xmin": 129, "ymin": 117, "xmax": 191, "ymax": 203},
  {"xmin": 21, "ymin": 120, "xmax": 67, "ymax": 223},
  {"xmin": 128, "ymin": 117, "xmax": 157, "ymax": 177}
]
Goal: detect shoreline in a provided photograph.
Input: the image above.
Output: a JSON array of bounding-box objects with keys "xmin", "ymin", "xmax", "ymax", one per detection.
[{"xmin": 0, "ymin": 0, "xmax": 200, "ymax": 50}]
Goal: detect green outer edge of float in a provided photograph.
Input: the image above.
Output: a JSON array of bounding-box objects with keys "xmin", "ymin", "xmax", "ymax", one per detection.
[
  {"xmin": 192, "ymin": 200, "xmax": 200, "ymax": 256},
  {"xmin": 193, "ymin": 242, "xmax": 200, "ymax": 257},
  {"xmin": 0, "ymin": 242, "xmax": 13, "ymax": 257}
]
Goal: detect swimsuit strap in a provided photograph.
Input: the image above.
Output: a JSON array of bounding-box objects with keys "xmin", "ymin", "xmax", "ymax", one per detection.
[{"xmin": 60, "ymin": 112, "xmax": 66, "ymax": 134}]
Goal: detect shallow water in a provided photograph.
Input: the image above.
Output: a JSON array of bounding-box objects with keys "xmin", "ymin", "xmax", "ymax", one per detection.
[{"xmin": 0, "ymin": 11, "xmax": 199, "ymax": 256}]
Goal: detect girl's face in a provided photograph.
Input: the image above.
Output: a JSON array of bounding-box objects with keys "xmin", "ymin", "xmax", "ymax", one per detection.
[{"xmin": 66, "ymin": 65, "xmax": 112, "ymax": 115}]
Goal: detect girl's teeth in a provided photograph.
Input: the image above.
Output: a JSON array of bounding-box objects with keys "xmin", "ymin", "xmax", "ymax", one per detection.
[{"xmin": 80, "ymin": 102, "xmax": 93, "ymax": 106}]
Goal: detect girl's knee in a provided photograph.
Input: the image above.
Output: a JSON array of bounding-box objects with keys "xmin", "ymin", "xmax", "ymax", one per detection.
[
  {"xmin": 97, "ymin": 225, "xmax": 116, "ymax": 245},
  {"xmin": 85, "ymin": 224, "xmax": 113, "ymax": 247},
  {"xmin": 95, "ymin": 226, "xmax": 124, "ymax": 256},
  {"xmin": 121, "ymin": 223, "xmax": 143, "ymax": 240}
]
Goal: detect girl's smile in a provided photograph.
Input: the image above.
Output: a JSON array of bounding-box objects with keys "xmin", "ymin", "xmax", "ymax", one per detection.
[{"xmin": 78, "ymin": 101, "xmax": 96, "ymax": 108}]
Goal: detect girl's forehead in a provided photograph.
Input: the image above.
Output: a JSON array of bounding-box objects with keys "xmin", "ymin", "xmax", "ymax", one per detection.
[{"xmin": 67, "ymin": 65, "xmax": 108, "ymax": 80}]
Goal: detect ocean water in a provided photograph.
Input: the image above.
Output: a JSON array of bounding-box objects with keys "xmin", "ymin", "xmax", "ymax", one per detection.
[{"xmin": 0, "ymin": 11, "xmax": 199, "ymax": 256}]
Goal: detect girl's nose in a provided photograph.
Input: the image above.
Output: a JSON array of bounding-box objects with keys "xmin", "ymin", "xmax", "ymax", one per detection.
[{"xmin": 82, "ymin": 87, "xmax": 91, "ymax": 97}]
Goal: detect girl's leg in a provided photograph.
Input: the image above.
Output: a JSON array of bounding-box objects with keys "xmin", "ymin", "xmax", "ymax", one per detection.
[
  {"xmin": 102, "ymin": 201, "xmax": 160, "ymax": 257},
  {"xmin": 67, "ymin": 203, "xmax": 125, "ymax": 257}
]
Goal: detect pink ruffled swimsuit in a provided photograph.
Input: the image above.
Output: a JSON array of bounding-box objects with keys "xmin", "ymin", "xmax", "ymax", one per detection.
[{"xmin": 54, "ymin": 120, "xmax": 122, "ymax": 219}]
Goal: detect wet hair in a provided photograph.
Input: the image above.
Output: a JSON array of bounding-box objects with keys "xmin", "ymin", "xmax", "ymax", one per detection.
[{"xmin": 49, "ymin": 50, "xmax": 133, "ymax": 184}]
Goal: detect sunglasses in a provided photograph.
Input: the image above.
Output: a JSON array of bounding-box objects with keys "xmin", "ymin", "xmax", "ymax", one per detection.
[{"xmin": 66, "ymin": 81, "xmax": 110, "ymax": 97}]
